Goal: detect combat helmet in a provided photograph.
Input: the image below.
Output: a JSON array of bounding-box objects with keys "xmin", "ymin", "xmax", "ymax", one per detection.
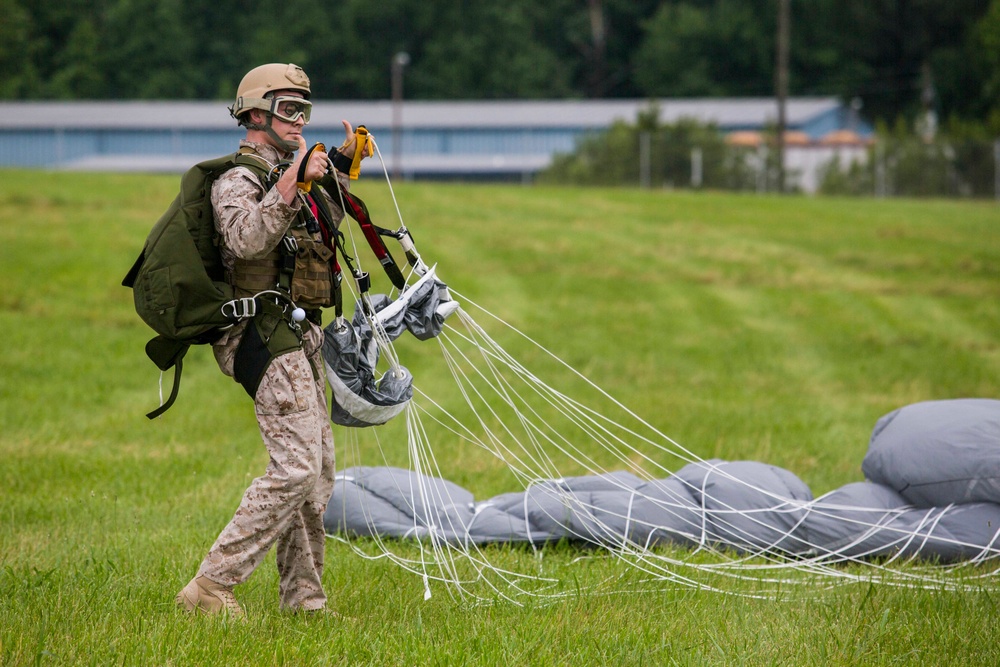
[{"xmin": 230, "ymin": 63, "xmax": 312, "ymax": 151}]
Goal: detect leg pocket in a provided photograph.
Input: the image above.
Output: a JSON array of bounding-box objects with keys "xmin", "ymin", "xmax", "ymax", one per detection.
[
  {"xmin": 255, "ymin": 350, "xmax": 314, "ymax": 416},
  {"xmin": 233, "ymin": 300, "xmax": 304, "ymax": 399}
]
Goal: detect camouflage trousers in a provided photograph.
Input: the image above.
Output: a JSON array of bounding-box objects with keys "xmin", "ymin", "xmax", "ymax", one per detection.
[{"xmin": 198, "ymin": 320, "xmax": 336, "ymax": 611}]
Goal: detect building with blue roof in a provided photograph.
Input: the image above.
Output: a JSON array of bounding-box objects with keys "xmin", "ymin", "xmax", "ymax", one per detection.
[{"xmin": 0, "ymin": 98, "xmax": 871, "ymax": 189}]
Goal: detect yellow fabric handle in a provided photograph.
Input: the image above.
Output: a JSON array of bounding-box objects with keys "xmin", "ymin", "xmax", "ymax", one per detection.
[{"xmin": 349, "ymin": 127, "xmax": 370, "ymax": 180}]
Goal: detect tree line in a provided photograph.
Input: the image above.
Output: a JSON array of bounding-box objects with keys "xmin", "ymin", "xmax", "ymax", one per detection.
[{"xmin": 3, "ymin": 0, "xmax": 1000, "ymax": 131}]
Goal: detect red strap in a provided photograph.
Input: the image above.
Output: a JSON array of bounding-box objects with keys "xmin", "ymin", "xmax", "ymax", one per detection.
[
  {"xmin": 306, "ymin": 193, "xmax": 333, "ymax": 250},
  {"xmin": 337, "ymin": 185, "xmax": 406, "ymax": 290}
]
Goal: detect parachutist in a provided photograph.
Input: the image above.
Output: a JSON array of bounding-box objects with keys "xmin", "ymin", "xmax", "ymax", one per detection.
[{"xmin": 175, "ymin": 62, "xmax": 370, "ymax": 618}]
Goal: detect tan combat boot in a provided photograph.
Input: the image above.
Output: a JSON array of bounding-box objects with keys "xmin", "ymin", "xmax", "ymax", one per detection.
[{"xmin": 175, "ymin": 575, "xmax": 244, "ymax": 617}]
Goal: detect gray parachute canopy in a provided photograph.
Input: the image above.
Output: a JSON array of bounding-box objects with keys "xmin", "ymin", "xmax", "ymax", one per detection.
[
  {"xmin": 324, "ymin": 399, "xmax": 1000, "ymax": 561},
  {"xmin": 322, "ymin": 268, "xmax": 457, "ymax": 428}
]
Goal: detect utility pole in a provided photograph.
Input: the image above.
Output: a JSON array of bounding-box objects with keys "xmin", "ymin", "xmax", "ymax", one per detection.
[
  {"xmin": 586, "ymin": 0, "xmax": 607, "ymax": 97},
  {"xmin": 775, "ymin": 0, "xmax": 790, "ymax": 193},
  {"xmin": 391, "ymin": 52, "xmax": 410, "ymax": 181}
]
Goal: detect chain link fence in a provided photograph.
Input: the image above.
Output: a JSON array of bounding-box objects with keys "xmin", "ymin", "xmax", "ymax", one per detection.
[
  {"xmin": 818, "ymin": 137, "xmax": 999, "ymax": 199},
  {"xmin": 540, "ymin": 122, "xmax": 1000, "ymax": 200}
]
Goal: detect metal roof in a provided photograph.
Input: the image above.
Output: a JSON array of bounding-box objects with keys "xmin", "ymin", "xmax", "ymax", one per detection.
[
  {"xmin": 0, "ymin": 98, "xmax": 841, "ymax": 131},
  {"xmin": 59, "ymin": 152, "xmax": 553, "ymax": 175}
]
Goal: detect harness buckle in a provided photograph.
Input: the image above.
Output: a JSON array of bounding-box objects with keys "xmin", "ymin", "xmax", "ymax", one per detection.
[
  {"xmin": 222, "ymin": 297, "xmax": 257, "ymax": 321},
  {"xmin": 354, "ymin": 270, "xmax": 371, "ymax": 294}
]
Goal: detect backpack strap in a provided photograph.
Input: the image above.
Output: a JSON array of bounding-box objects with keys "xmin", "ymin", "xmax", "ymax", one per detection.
[
  {"xmin": 221, "ymin": 149, "xmax": 291, "ymax": 296},
  {"xmin": 143, "ymin": 336, "xmax": 190, "ymax": 419},
  {"xmin": 234, "ymin": 146, "xmax": 283, "ymax": 184}
]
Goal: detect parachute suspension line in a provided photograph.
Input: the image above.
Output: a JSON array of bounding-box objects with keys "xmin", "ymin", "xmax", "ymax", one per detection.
[
  {"xmin": 327, "ymin": 275, "xmax": 999, "ymax": 598},
  {"xmin": 370, "ymin": 344, "xmax": 992, "ymax": 598},
  {"xmin": 330, "ymin": 397, "xmax": 559, "ymax": 605},
  {"xmin": 322, "ymin": 147, "xmax": 749, "ymax": 600},
  {"xmin": 437, "ymin": 311, "xmax": 767, "ymax": 589},
  {"xmin": 157, "ymin": 371, "xmax": 165, "ymax": 411},
  {"xmin": 447, "ymin": 286, "xmax": 705, "ymax": 470},
  {"xmin": 446, "ymin": 303, "xmax": 618, "ymax": 475},
  {"xmin": 322, "ymin": 136, "xmax": 1000, "ymax": 602},
  {"xmin": 402, "ymin": 401, "xmax": 554, "ymax": 605},
  {"xmin": 329, "ymin": 150, "xmax": 414, "ymax": 379},
  {"xmin": 437, "ymin": 308, "xmax": 612, "ymax": 493},
  {"xmin": 451, "ymin": 305, "xmax": 1000, "ymax": 594},
  {"xmin": 442, "ymin": 305, "xmax": 687, "ymax": 480},
  {"xmin": 403, "ymin": 401, "xmax": 463, "ymax": 602},
  {"xmin": 331, "ymin": 413, "xmax": 474, "ymax": 598},
  {"xmin": 431, "ymin": 325, "xmax": 779, "ymax": 590},
  {"xmin": 370, "ymin": 137, "xmax": 408, "ymax": 238},
  {"xmin": 328, "ymin": 193, "xmax": 401, "ymax": 380},
  {"xmin": 416, "ymin": 314, "xmax": 752, "ymax": 600},
  {"xmin": 323, "ymin": 135, "xmax": 481, "ymax": 604},
  {"xmin": 435, "ymin": 301, "xmax": 941, "ymax": 585},
  {"xmin": 437, "ymin": 302, "xmax": 710, "ymax": 505},
  {"xmin": 412, "ymin": 410, "xmax": 580, "ymax": 605},
  {"xmin": 403, "ymin": 337, "xmax": 799, "ymax": 600},
  {"xmin": 435, "ymin": 316, "xmax": 564, "ymax": 481},
  {"xmin": 359, "ymin": 135, "xmax": 429, "ymax": 285},
  {"xmin": 326, "ymin": 334, "xmax": 564, "ymax": 605}
]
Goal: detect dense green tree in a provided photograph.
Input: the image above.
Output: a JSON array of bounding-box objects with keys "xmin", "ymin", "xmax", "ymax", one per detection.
[
  {"xmin": 972, "ymin": 0, "xmax": 1000, "ymax": 129},
  {"xmin": 0, "ymin": 0, "xmax": 997, "ymax": 129},
  {"xmin": 315, "ymin": 0, "xmax": 423, "ymax": 99},
  {"xmin": 0, "ymin": 0, "xmax": 35, "ymax": 97},
  {"xmin": 539, "ymin": 108, "xmax": 734, "ymax": 188},
  {"xmin": 184, "ymin": 0, "xmax": 258, "ymax": 99},
  {"xmin": 244, "ymin": 0, "xmax": 335, "ymax": 82},
  {"xmin": 633, "ymin": 1, "xmax": 774, "ymax": 97},
  {"xmin": 824, "ymin": 0, "xmax": 991, "ymax": 121},
  {"xmin": 102, "ymin": 0, "xmax": 197, "ymax": 98},
  {"xmin": 10, "ymin": 0, "xmax": 113, "ymax": 98},
  {"xmin": 410, "ymin": 2, "xmax": 573, "ymax": 99},
  {"xmin": 49, "ymin": 18, "xmax": 105, "ymax": 98},
  {"xmin": 534, "ymin": 0, "xmax": 660, "ymax": 98}
]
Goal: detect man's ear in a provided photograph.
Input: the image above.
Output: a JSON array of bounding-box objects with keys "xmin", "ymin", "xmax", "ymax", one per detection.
[{"xmin": 249, "ymin": 109, "xmax": 267, "ymax": 125}]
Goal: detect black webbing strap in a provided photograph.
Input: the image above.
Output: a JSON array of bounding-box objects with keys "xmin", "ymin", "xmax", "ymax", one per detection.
[
  {"xmin": 296, "ymin": 142, "xmax": 326, "ymax": 193},
  {"xmin": 335, "ymin": 184, "xmax": 407, "ymax": 290},
  {"xmin": 146, "ymin": 357, "xmax": 183, "ymax": 420},
  {"xmin": 143, "ymin": 337, "xmax": 190, "ymax": 420}
]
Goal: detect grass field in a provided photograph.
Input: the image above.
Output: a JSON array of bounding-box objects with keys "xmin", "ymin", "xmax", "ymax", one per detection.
[{"xmin": 1, "ymin": 169, "xmax": 999, "ymax": 665}]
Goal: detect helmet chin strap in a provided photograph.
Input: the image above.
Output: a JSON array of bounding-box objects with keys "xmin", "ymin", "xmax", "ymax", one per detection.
[
  {"xmin": 244, "ymin": 112, "xmax": 299, "ymax": 154},
  {"xmin": 264, "ymin": 118, "xmax": 299, "ymax": 153}
]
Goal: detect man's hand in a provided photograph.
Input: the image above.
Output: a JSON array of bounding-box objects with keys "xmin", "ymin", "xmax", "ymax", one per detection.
[
  {"xmin": 277, "ymin": 135, "xmax": 330, "ymax": 203},
  {"xmin": 338, "ymin": 120, "xmax": 373, "ymax": 159},
  {"xmin": 297, "ymin": 135, "xmax": 332, "ymax": 183}
]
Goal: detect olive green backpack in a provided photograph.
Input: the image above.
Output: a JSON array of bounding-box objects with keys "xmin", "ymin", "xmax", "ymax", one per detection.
[{"xmin": 122, "ymin": 151, "xmax": 271, "ymax": 418}]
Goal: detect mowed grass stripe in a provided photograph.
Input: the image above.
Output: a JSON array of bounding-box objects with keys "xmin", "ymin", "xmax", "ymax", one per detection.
[{"xmin": 1, "ymin": 170, "xmax": 998, "ymax": 665}]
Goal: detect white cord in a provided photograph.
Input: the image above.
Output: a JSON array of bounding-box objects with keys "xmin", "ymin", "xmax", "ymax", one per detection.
[{"xmin": 322, "ymin": 133, "xmax": 1000, "ymax": 604}]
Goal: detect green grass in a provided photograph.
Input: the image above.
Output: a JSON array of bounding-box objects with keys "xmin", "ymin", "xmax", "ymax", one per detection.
[{"xmin": 2, "ymin": 170, "xmax": 999, "ymax": 665}]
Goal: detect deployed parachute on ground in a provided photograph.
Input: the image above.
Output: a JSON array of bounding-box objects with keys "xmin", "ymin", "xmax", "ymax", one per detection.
[
  {"xmin": 325, "ymin": 399, "xmax": 1000, "ymax": 563},
  {"xmin": 318, "ymin": 136, "xmax": 999, "ymax": 604}
]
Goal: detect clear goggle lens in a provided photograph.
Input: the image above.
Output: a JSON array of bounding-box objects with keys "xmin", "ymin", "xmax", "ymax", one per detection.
[{"xmin": 269, "ymin": 96, "xmax": 312, "ymax": 124}]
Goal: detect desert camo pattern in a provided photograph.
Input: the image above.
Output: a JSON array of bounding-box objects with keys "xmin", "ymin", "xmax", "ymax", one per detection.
[{"xmin": 194, "ymin": 141, "xmax": 344, "ymax": 611}]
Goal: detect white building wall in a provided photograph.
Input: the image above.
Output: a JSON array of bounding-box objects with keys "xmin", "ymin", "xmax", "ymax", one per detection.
[{"xmin": 787, "ymin": 145, "xmax": 869, "ymax": 193}]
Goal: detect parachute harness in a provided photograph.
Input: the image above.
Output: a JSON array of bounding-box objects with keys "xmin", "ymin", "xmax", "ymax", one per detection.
[{"xmin": 329, "ymin": 135, "xmax": 431, "ymax": 381}]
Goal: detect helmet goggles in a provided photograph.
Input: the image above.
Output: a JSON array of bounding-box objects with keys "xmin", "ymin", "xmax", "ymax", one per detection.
[{"xmin": 268, "ymin": 96, "xmax": 312, "ymax": 124}]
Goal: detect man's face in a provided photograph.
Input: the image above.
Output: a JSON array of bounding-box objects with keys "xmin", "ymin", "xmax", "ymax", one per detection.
[
  {"xmin": 259, "ymin": 90, "xmax": 310, "ymax": 149},
  {"xmin": 269, "ymin": 93, "xmax": 311, "ymax": 125}
]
